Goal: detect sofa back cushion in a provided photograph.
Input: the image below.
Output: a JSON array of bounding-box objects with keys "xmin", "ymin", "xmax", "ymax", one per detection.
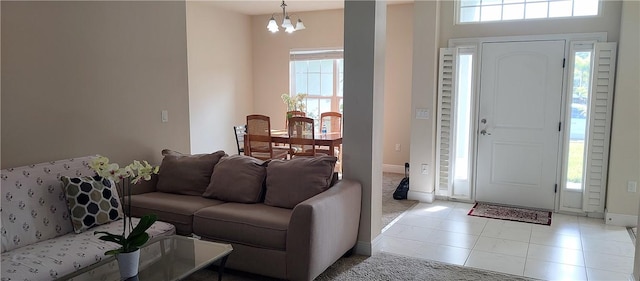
[
  {"xmin": 264, "ymin": 156, "xmax": 337, "ymax": 209},
  {"xmin": 202, "ymin": 155, "xmax": 267, "ymax": 203},
  {"xmin": 156, "ymin": 150, "xmax": 226, "ymax": 196},
  {"xmin": 1, "ymin": 156, "xmax": 96, "ymax": 253}
]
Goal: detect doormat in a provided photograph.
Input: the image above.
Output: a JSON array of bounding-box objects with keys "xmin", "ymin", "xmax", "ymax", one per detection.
[{"xmin": 468, "ymin": 202, "xmax": 552, "ymax": 226}]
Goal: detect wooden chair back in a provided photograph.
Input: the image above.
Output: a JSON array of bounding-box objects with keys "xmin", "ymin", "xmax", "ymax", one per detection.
[
  {"xmin": 287, "ymin": 116, "xmax": 316, "ymax": 157},
  {"xmin": 285, "ymin": 110, "xmax": 306, "ymax": 129},
  {"xmin": 246, "ymin": 115, "xmax": 287, "ymax": 160},
  {"xmin": 320, "ymin": 112, "xmax": 342, "ymax": 134}
]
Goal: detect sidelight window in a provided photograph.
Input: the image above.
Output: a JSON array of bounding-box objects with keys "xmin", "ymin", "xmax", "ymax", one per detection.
[{"xmin": 563, "ymin": 46, "xmax": 592, "ymax": 191}]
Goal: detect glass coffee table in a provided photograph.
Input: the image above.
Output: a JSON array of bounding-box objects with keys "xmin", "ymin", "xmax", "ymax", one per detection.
[{"xmin": 69, "ymin": 235, "xmax": 233, "ymax": 281}]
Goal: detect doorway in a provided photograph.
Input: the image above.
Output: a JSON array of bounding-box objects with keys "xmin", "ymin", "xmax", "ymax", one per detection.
[
  {"xmin": 474, "ymin": 40, "xmax": 565, "ymax": 210},
  {"xmin": 437, "ymin": 33, "xmax": 615, "ymax": 214}
]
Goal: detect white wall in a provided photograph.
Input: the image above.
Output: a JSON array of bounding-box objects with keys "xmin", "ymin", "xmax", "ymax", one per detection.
[
  {"xmin": 384, "ymin": 4, "xmax": 413, "ymax": 168},
  {"xmin": 251, "ymin": 9, "xmax": 344, "ymax": 129},
  {"xmin": 1, "ymin": 1, "xmax": 191, "ymax": 168},
  {"xmin": 186, "ymin": 2, "xmax": 254, "ymax": 155},
  {"xmin": 607, "ymin": 0, "xmax": 640, "ymax": 218},
  {"xmin": 343, "ymin": 0, "xmax": 386, "ymax": 253},
  {"xmin": 409, "ymin": 0, "xmax": 624, "ymax": 201},
  {"xmin": 408, "ymin": 0, "xmax": 440, "ymax": 201},
  {"xmin": 250, "ymin": 5, "xmax": 413, "ymax": 167},
  {"xmin": 439, "ymin": 0, "xmax": 622, "ymax": 47}
]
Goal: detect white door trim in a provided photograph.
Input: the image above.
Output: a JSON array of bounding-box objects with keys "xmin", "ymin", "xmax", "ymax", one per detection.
[{"xmin": 444, "ymin": 32, "xmax": 608, "ymax": 212}]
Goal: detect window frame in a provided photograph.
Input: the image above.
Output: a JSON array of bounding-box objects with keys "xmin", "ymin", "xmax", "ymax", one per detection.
[
  {"xmin": 289, "ymin": 49, "xmax": 344, "ymax": 129},
  {"xmin": 455, "ymin": 0, "xmax": 601, "ymax": 24},
  {"xmin": 561, "ymin": 41, "xmax": 595, "ymax": 194}
]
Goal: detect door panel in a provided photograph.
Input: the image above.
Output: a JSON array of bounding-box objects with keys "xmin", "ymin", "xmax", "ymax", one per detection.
[{"xmin": 475, "ymin": 40, "xmax": 565, "ymax": 210}]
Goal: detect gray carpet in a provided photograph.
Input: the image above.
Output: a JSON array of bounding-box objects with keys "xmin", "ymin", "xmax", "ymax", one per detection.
[
  {"xmin": 185, "ymin": 252, "xmax": 536, "ymax": 281},
  {"xmin": 381, "ymin": 172, "xmax": 419, "ymax": 228}
]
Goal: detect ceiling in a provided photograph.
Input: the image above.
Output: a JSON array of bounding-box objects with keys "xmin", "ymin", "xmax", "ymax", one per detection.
[{"xmin": 199, "ymin": 0, "xmax": 412, "ymax": 16}]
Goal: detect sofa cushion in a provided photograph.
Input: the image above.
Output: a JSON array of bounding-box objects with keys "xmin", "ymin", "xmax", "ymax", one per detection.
[
  {"xmin": 126, "ymin": 192, "xmax": 224, "ymax": 235},
  {"xmin": 264, "ymin": 156, "xmax": 337, "ymax": 209},
  {"xmin": 1, "ymin": 156, "xmax": 96, "ymax": 253},
  {"xmin": 0, "ymin": 218, "xmax": 174, "ymax": 281},
  {"xmin": 193, "ymin": 203, "xmax": 292, "ymax": 251},
  {"xmin": 156, "ymin": 150, "xmax": 226, "ymax": 196},
  {"xmin": 202, "ymin": 155, "xmax": 267, "ymax": 203},
  {"xmin": 60, "ymin": 176, "xmax": 123, "ymax": 233}
]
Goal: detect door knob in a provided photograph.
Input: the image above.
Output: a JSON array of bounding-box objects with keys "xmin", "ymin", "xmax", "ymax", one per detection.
[
  {"xmin": 480, "ymin": 129, "xmax": 491, "ymax": 135},
  {"xmin": 481, "ymin": 118, "xmax": 487, "ymax": 124}
]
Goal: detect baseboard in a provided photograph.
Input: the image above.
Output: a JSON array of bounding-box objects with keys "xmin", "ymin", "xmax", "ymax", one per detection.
[
  {"xmin": 407, "ymin": 190, "xmax": 434, "ymax": 203},
  {"xmin": 382, "ymin": 164, "xmax": 405, "ymax": 174},
  {"xmin": 629, "ymin": 273, "xmax": 637, "ymax": 281},
  {"xmin": 354, "ymin": 240, "xmax": 372, "ymax": 256},
  {"xmin": 605, "ymin": 209, "xmax": 638, "ymax": 227},
  {"xmin": 371, "ymin": 234, "xmax": 384, "ymax": 255}
]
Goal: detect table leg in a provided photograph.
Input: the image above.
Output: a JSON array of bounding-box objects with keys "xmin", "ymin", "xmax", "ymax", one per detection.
[
  {"xmin": 329, "ymin": 143, "xmax": 336, "ymax": 157},
  {"xmin": 218, "ymin": 255, "xmax": 229, "ymax": 281}
]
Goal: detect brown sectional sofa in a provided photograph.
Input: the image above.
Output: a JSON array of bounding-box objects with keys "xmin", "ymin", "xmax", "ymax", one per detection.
[{"xmin": 126, "ymin": 151, "xmax": 362, "ymax": 281}]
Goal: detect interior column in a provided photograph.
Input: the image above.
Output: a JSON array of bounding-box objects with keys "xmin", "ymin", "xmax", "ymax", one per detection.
[{"xmin": 343, "ymin": 0, "xmax": 386, "ymax": 255}]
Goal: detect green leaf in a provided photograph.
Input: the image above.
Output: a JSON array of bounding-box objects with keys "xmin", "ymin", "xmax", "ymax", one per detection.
[
  {"xmin": 128, "ymin": 232, "xmax": 150, "ymax": 248},
  {"xmin": 94, "ymin": 231, "xmax": 125, "ymax": 244},
  {"xmin": 104, "ymin": 249, "xmax": 122, "ymax": 255},
  {"xmin": 128, "ymin": 214, "xmax": 157, "ymax": 238}
]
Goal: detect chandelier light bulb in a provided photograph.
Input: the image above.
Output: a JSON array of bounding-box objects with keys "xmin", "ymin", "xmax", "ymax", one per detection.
[
  {"xmin": 295, "ymin": 19, "xmax": 306, "ymax": 30},
  {"xmin": 282, "ymin": 16, "xmax": 293, "ymax": 29},
  {"xmin": 267, "ymin": 1, "xmax": 305, "ymax": 34},
  {"xmin": 267, "ymin": 17, "xmax": 279, "ymax": 32}
]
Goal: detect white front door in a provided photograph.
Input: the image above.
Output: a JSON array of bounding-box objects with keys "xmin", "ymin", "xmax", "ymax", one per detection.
[{"xmin": 475, "ymin": 40, "xmax": 565, "ymax": 210}]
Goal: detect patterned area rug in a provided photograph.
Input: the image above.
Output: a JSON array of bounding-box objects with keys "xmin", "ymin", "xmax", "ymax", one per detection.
[{"xmin": 468, "ymin": 202, "xmax": 552, "ymax": 225}]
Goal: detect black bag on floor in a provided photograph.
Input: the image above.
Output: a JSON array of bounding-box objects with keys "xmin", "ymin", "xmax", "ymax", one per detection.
[{"xmin": 393, "ymin": 163, "xmax": 410, "ymax": 200}]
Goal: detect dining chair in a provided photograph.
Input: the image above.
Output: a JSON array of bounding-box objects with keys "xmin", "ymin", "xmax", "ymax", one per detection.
[
  {"xmin": 245, "ymin": 115, "xmax": 288, "ymax": 161},
  {"xmin": 285, "ymin": 110, "xmax": 306, "ymax": 130},
  {"xmin": 320, "ymin": 112, "xmax": 342, "ymax": 135},
  {"xmin": 233, "ymin": 125, "xmax": 246, "ymax": 155},
  {"xmin": 318, "ymin": 112, "xmax": 342, "ymax": 155},
  {"xmin": 319, "ymin": 112, "xmax": 343, "ymax": 172},
  {"xmin": 287, "ymin": 116, "xmax": 319, "ymax": 157}
]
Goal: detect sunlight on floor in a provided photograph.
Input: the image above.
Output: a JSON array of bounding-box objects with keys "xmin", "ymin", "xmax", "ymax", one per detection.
[{"xmin": 379, "ymin": 200, "xmax": 635, "ymax": 281}]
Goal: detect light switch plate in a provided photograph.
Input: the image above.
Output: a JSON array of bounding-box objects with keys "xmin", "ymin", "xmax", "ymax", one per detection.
[
  {"xmin": 161, "ymin": 110, "xmax": 169, "ymax": 123},
  {"xmin": 628, "ymin": 181, "xmax": 638, "ymax": 193},
  {"xmin": 421, "ymin": 164, "xmax": 429, "ymax": 175}
]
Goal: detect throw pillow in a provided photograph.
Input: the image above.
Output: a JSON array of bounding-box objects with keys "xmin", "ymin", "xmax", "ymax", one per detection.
[
  {"xmin": 156, "ymin": 150, "xmax": 227, "ymax": 196},
  {"xmin": 60, "ymin": 176, "xmax": 124, "ymax": 234},
  {"xmin": 264, "ymin": 156, "xmax": 337, "ymax": 209},
  {"xmin": 202, "ymin": 155, "xmax": 268, "ymax": 203}
]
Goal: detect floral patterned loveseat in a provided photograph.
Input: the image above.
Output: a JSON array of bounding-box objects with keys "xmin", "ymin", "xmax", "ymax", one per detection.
[{"xmin": 0, "ymin": 156, "xmax": 175, "ymax": 281}]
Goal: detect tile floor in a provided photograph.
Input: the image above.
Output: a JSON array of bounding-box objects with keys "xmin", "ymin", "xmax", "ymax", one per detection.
[{"xmin": 378, "ymin": 200, "xmax": 635, "ymax": 281}]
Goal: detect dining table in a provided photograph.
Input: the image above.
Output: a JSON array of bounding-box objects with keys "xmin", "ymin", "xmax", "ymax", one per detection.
[{"xmin": 269, "ymin": 129, "xmax": 343, "ymax": 157}]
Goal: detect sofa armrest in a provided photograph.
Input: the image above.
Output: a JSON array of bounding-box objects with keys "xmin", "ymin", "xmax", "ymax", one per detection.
[{"xmin": 286, "ymin": 179, "xmax": 362, "ymax": 281}]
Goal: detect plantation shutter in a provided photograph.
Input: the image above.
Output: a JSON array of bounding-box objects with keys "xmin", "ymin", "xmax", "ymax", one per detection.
[
  {"xmin": 436, "ymin": 48, "xmax": 458, "ymax": 194},
  {"xmin": 583, "ymin": 42, "xmax": 617, "ymax": 212}
]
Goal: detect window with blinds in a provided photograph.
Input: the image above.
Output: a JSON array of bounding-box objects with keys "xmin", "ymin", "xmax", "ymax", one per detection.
[{"xmin": 289, "ymin": 49, "xmax": 344, "ymax": 129}]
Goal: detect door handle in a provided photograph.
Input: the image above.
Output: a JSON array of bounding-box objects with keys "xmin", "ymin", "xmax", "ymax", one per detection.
[{"xmin": 480, "ymin": 129, "xmax": 491, "ymax": 135}]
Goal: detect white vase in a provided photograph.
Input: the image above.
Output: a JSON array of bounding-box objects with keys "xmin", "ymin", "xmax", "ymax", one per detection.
[{"xmin": 116, "ymin": 249, "xmax": 140, "ymax": 279}]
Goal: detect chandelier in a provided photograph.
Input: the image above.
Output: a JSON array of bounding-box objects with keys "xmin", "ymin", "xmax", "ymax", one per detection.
[{"xmin": 266, "ymin": 1, "xmax": 306, "ymax": 33}]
